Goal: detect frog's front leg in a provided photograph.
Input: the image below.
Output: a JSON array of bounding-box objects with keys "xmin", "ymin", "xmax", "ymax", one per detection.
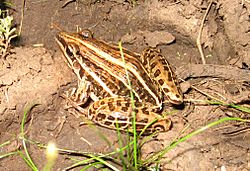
[
  {"xmin": 63, "ymin": 78, "xmax": 92, "ymax": 119},
  {"xmin": 88, "ymin": 97, "xmax": 171, "ymax": 133},
  {"xmin": 74, "ymin": 78, "xmax": 91, "ymax": 105},
  {"xmin": 64, "ymin": 78, "xmax": 91, "ymax": 107}
]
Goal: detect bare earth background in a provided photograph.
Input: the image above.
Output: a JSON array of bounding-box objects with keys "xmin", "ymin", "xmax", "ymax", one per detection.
[{"xmin": 0, "ymin": 0, "xmax": 250, "ymax": 170}]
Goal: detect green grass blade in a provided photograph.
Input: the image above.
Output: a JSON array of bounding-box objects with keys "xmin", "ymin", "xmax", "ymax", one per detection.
[
  {"xmin": 0, "ymin": 140, "xmax": 11, "ymax": 148},
  {"xmin": 115, "ymin": 120, "xmax": 128, "ymax": 170},
  {"xmin": 85, "ymin": 154, "xmax": 120, "ymax": 171},
  {"xmin": 18, "ymin": 150, "xmax": 38, "ymax": 171},
  {"xmin": 80, "ymin": 161, "xmax": 103, "ymax": 170},
  {"xmin": 208, "ymin": 101, "xmax": 250, "ymax": 113},
  {"xmin": 119, "ymin": 41, "xmax": 138, "ymax": 169},
  {"xmin": 19, "ymin": 103, "xmax": 39, "ymax": 171},
  {"xmin": 144, "ymin": 117, "xmax": 249, "ymax": 165},
  {"xmin": 0, "ymin": 151, "xmax": 18, "ymax": 159}
]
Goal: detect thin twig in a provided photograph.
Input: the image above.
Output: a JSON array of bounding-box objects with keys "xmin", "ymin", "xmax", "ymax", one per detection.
[
  {"xmin": 19, "ymin": 0, "xmax": 26, "ymax": 36},
  {"xmin": 180, "ymin": 78, "xmax": 224, "ymax": 103},
  {"xmin": 196, "ymin": 1, "xmax": 214, "ymax": 64},
  {"xmin": 62, "ymin": 0, "xmax": 76, "ymax": 8}
]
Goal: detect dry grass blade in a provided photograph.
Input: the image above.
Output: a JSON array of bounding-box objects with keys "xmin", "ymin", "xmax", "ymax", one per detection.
[{"xmin": 197, "ymin": 1, "xmax": 214, "ymax": 64}]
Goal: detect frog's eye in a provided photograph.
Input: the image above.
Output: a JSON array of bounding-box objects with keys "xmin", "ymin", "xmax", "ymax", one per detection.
[{"xmin": 78, "ymin": 29, "xmax": 93, "ymax": 38}]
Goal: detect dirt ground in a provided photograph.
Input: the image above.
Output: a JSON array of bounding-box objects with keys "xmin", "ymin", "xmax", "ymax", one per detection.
[{"xmin": 0, "ymin": 0, "xmax": 250, "ymax": 170}]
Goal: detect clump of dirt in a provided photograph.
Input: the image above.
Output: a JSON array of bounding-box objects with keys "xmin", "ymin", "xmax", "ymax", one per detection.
[{"xmin": 1, "ymin": 0, "xmax": 250, "ymax": 170}]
